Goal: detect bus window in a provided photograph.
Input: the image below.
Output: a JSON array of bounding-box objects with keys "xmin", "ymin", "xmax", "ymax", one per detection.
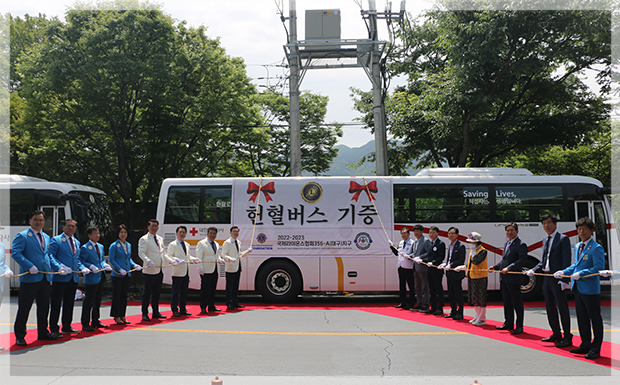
[
  {"xmin": 393, "ymin": 185, "xmax": 411, "ymax": 223},
  {"xmin": 202, "ymin": 187, "xmax": 232, "ymax": 224},
  {"xmin": 165, "ymin": 186, "xmax": 201, "ymax": 224},
  {"xmin": 10, "ymin": 190, "xmax": 34, "ymax": 226},
  {"xmin": 495, "ymin": 185, "xmax": 564, "ymax": 222},
  {"xmin": 415, "ymin": 186, "xmax": 490, "ymax": 223}
]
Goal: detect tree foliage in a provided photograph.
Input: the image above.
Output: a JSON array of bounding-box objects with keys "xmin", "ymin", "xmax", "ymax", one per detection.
[
  {"xmin": 12, "ymin": 6, "xmax": 262, "ymax": 226},
  {"xmin": 242, "ymin": 89, "xmax": 342, "ymax": 177},
  {"xmin": 354, "ymin": 8, "xmax": 611, "ymax": 171}
]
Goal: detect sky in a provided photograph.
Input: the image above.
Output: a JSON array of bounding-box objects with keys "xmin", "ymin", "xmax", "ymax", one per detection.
[{"xmin": 5, "ymin": 0, "xmax": 434, "ymax": 148}]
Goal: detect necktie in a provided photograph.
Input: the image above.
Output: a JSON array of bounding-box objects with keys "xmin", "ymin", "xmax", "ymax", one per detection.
[
  {"xmin": 154, "ymin": 235, "xmax": 160, "ymax": 249},
  {"xmin": 37, "ymin": 232, "xmax": 45, "ymax": 249},
  {"xmin": 234, "ymin": 240, "xmax": 239, "ymax": 252},
  {"xmin": 504, "ymin": 241, "xmax": 511, "ymax": 255},
  {"xmin": 578, "ymin": 242, "xmax": 586, "ymax": 257},
  {"xmin": 210, "ymin": 241, "xmax": 217, "ymax": 253},
  {"xmin": 69, "ymin": 237, "xmax": 75, "ymax": 254},
  {"xmin": 543, "ymin": 235, "xmax": 551, "ymax": 271},
  {"xmin": 181, "ymin": 241, "xmax": 187, "ymax": 255},
  {"xmin": 95, "ymin": 243, "xmax": 100, "ymax": 258}
]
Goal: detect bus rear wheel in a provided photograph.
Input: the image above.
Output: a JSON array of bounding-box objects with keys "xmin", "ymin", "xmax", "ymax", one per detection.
[
  {"xmin": 256, "ymin": 260, "xmax": 302, "ymax": 303},
  {"xmin": 520, "ymin": 257, "xmax": 543, "ymax": 301}
]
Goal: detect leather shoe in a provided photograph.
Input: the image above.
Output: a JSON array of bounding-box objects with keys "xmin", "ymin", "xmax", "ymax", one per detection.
[
  {"xmin": 38, "ymin": 333, "xmax": 58, "ymax": 341},
  {"xmin": 433, "ymin": 309, "xmax": 444, "ymax": 315},
  {"xmin": 452, "ymin": 314, "xmax": 463, "ymax": 320},
  {"xmin": 172, "ymin": 311, "xmax": 181, "ymax": 317},
  {"xmin": 82, "ymin": 326, "xmax": 95, "ymax": 332},
  {"xmin": 541, "ymin": 334, "xmax": 562, "ymax": 343},
  {"xmin": 235, "ymin": 304, "xmax": 245, "ymax": 309},
  {"xmin": 570, "ymin": 346, "xmax": 590, "ymax": 354},
  {"xmin": 180, "ymin": 310, "xmax": 191, "ymax": 316},
  {"xmin": 419, "ymin": 308, "xmax": 434, "ymax": 314},
  {"xmin": 555, "ymin": 338, "xmax": 573, "ymax": 348},
  {"xmin": 512, "ymin": 327, "xmax": 524, "ymax": 335},
  {"xmin": 444, "ymin": 313, "xmax": 455, "ymax": 318},
  {"xmin": 61, "ymin": 328, "xmax": 79, "ymax": 334},
  {"xmin": 227, "ymin": 306, "xmax": 236, "ymax": 311},
  {"xmin": 93, "ymin": 322, "xmax": 108, "ymax": 328},
  {"xmin": 585, "ymin": 350, "xmax": 600, "ymax": 360},
  {"xmin": 411, "ymin": 305, "xmax": 421, "ymax": 310},
  {"xmin": 153, "ymin": 313, "xmax": 166, "ymax": 319},
  {"xmin": 496, "ymin": 324, "xmax": 513, "ymax": 331},
  {"xmin": 16, "ymin": 338, "xmax": 27, "ymax": 346},
  {"xmin": 51, "ymin": 331, "xmax": 63, "ymax": 339},
  {"xmin": 142, "ymin": 315, "xmax": 151, "ymax": 322},
  {"xmin": 395, "ymin": 304, "xmax": 406, "ymax": 309},
  {"xmin": 208, "ymin": 307, "xmax": 221, "ymax": 312}
]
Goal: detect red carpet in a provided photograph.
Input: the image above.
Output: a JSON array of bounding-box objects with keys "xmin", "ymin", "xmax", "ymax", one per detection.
[{"xmin": 2, "ymin": 301, "xmax": 618, "ymax": 370}]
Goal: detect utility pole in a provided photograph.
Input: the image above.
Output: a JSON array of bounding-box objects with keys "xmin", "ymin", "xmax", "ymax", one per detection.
[{"xmin": 289, "ymin": 0, "xmax": 302, "ymax": 177}]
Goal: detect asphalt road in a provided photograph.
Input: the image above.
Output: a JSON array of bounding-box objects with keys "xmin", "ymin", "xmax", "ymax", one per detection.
[{"xmin": 1, "ymin": 287, "xmax": 618, "ymax": 385}]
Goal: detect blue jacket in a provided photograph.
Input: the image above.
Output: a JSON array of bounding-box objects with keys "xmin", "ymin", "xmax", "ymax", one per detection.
[
  {"xmin": 563, "ymin": 239, "xmax": 605, "ymax": 295},
  {"xmin": 12, "ymin": 228, "xmax": 62, "ymax": 283},
  {"xmin": 48, "ymin": 233, "xmax": 85, "ymax": 283},
  {"xmin": 79, "ymin": 241, "xmax": 106, "ymax": 285},
  {"xmin": 109, "ymin": 240, "xmax": 134, "ymax": 278}
]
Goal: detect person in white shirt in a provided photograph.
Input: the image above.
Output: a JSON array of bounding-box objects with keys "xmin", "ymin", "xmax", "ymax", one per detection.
[
  {"xmin": 167, "ymin": 226, "xmax": 199, "ymax": 317},
  {"xmin": 222, "ymin": 226, "xmax": 250, "ymax": 310},
  {"xmin": 394, "ymin": 227, "xmax": 415, "ymax": 309},
  {"xmin": 197, "ymin": 227, "xmax": 224, "ymax": 313}
]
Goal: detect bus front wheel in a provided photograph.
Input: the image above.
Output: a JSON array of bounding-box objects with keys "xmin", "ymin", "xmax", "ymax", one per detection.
[{"xmin": 256, "ymin": 260, "xmax": 302, "ymax": 303}]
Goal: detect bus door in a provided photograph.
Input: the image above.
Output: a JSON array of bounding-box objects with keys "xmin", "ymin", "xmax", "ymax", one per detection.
[
  {"xmin": 574, "ymin": 201, "xmax": 611, "ymax": 279},
  {"xmin": 40, "ymin": 205, "xmax": 66, "ymax": 238}
]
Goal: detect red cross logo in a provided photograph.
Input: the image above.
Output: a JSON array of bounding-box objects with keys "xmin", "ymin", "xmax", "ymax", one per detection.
[{"xmin": 189, "ymin": 227, "xmax": 198, "ymax": 236}]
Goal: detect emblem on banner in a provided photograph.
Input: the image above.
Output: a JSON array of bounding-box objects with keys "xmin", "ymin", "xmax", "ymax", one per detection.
[
  {"xmin": 257, "ymin": 233, "xmax": 267, "ymax": 244},
  {"xmin": 301, "ymin": 182, "xmax": 323, "ymax": 203},
  {"xmin": 354, "ymin": 232, "xmax": 373, "ymax": 250}
]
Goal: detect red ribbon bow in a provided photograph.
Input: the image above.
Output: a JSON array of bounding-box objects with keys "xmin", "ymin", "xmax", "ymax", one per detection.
[
  {"xmin": 349, "ymin": 181, "xmax": 378, "ymax": 202},
  {"xmin": 247, "ymin": 181, "xmax": 275, "ymax": 203}
]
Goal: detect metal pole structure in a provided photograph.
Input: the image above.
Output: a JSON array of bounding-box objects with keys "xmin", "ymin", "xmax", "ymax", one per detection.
[
  {"xmin": 368, "ymin": 1, "xmax": 389, "ymax": 176},
  {"xmin": 289, "ymin": 0, "xmax": 302, "ymax": 176}
]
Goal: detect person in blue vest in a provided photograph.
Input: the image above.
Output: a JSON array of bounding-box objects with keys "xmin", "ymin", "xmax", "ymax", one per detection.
[
  {"xmin": 12, "ymin": 210, "xmax": 70, "ymax": 346},
  {"xmin": 79, "ymin": 226, "xmax": 112, "ymax": 332},
  {"xmin": 48, "ymin": 218, "xmax": 91, "ymax": 338},
  {"xmin": 556, "ymin": 217, "xmax": 605, "ymax": 360},
  {"xmin": 109, "ymin": 224, "xmax": 142, "ymax": 325}
]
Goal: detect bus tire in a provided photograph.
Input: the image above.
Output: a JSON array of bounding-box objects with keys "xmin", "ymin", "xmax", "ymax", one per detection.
[
  {"xmin": 256, "ymin": 259, "xmax": 302, "ymax": 303},
  {"xmin": 520, "ymin": 256, "xmax": 543, "ymax": 301}
]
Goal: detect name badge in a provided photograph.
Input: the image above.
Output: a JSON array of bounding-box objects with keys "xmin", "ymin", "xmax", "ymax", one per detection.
[{"xmin": 433, "ymin": 246, "xmax": 437, "ymax": 251}]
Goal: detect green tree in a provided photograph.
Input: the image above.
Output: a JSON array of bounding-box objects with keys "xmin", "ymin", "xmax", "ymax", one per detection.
[
  {"xmin": 242, "ymin": 89, "xmax": 342, "ymax": 176},
  {"xmin": 13, "ymin": 4, "xmax": 261, "ymax": 227},
  {"xmin": 355, "ymin": 8, "xmax": 611, "ymax": 170}
]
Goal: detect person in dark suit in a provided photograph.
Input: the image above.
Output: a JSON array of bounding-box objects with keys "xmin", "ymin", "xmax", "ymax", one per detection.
[
  {"xmin": 423, "ymin": 226, "xmax": 446, "ymax": 315},
  {"xmin": 79, "ymin": 226, "xmax": 111, "ymax": 332},
  {"xmin": 490, "ymin": 222, "xmax": 528, "ymax": 335},
  {"xmin": 109, "ymin": 224, "xmax": 142, "ymax": 325},
  {"xmin": 12, "ymin": 210, "xmax": 69, "ymax": 346},
  {"xmin": 557, "ymin": 217, "xmax": 605, "ymax": 360},
  {"xmin": 48, "ymin": 219, "xmax": 90, "ymax": 338},
  {"xmin": 442, "ymin": 227, "xmax": 466, "ymax": 320},
  {"xmin": 411, "ymin": 224, "xmax": 431, "ymax": 311},
  {"xmin": 527, "ymin": 214, "xmax": 572, "ymax": 347}
]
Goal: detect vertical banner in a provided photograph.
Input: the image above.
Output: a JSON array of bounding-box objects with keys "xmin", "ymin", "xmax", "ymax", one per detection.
[{"xmin": 232, "ymin": 178, "xmax": 393, "ymax": 257}]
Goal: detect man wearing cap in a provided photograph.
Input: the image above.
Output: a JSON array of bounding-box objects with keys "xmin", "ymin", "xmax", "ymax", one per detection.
[
  {"xmin": 465, "ymin": 232, "xmax": 488, "ymax": 326},
  {"xmin": 490, "ymin": 222, "xmax": 528, "ymax": 335},
  {"xmin": 527, "ymin": 214, "xmax": 572, "ymax": 347}
]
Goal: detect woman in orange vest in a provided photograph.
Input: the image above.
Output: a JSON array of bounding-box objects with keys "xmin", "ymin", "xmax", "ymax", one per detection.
[{"xmin": 466, "ymin": 232, "xmax": 488, "ymax": 326}]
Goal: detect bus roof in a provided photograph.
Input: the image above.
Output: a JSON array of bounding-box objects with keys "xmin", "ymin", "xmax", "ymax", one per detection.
[
  {"xmin": 160, "ymin": 168, "xmax": 603, "ymax": 188},
  {"xmin": 0, "ymin": 174, "xmax": 107, "ymax": 195}
]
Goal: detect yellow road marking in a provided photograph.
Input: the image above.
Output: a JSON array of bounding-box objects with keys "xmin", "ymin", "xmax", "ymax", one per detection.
[{"xmin": 136, "ymin": 328, "xmax": 468, "ymax": 336}]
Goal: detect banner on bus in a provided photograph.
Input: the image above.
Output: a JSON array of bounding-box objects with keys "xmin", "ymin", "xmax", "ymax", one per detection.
[{"xmin": 232, "ymin": 178, "xmax": 394, "ymax": 257}]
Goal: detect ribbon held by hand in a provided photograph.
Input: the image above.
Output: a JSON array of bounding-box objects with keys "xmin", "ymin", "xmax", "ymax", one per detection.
[
  {"xmin": 349, "ymin": 181, "xmax": 378, "ymax": 202},
  {"xmin": 247, "ymin": 181, "xmax": 276, "ymax": 203}
]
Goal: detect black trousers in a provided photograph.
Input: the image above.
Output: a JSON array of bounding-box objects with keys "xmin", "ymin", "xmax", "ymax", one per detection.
[
  {"xmin": 397, "ymin": 267, "xmax": 415, "ymax": 306},
  {"xmin": 428, "ymin": 269, "xmax": 445, "ymax": 310},
  {"xmin": 142, "ymin": 271, "xmax": 163, "ymax": 315},
  {"xmin": 500, "ymin": 281, "xmax": 524, "ymax": 328},
  {"xmin": 446, "ymin": 271, "xmax": 464, "ymax": 316},
  {"xmin": 111, "ymin": 276, "xmax": 130, "ymax": 317},
  {"xmin": 50, "ymin": 279, "xmax": 78, "ymax": 332},
  {"xmin": 200, "ymin": 270, "xmax": 219, "ymax": 311},
  {"xmin": 542, "ymin": 276, "xmax": 571, "ymax": 338},
  {"xmin": 171, "ymin": 274, "xmax": 190, "ymax": 312},
  {"xmin": 226, "ymin": 270, "xmax": 241, "ymax": 307},
  {"xmin": 574, "ymin": 287, "xmax": 603, "ymax": 352},
  {"xmin": 81, "ymin": 275, "xmax": 105, "ymax": 326},
  {"xmin": 14, "ymin": 277, "xmax": 51, "ymax": 339}
]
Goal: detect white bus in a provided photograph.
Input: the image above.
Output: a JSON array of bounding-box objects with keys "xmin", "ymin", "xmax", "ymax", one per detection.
[
  {"xmin": 156, "ymin": 168, "xmax": 619, "ymax": 302},
  {"xmin": 0, "ymin": 175, "xmax": 114, "ymax": 289}
]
